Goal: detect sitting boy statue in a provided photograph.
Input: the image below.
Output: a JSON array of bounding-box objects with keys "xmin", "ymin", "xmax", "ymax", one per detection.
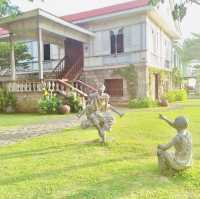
[{"xmin": 157, "ymin": 114, "xmax": 192, "ymax": 176}]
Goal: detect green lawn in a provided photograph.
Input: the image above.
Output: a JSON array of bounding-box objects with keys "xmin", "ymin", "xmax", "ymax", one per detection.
[
  {"xmin": 0, "ymin": 114, "xmax": 67, "ymax": 129},
  {"xmin": 0, "ymin": 100, "xmax": 200, "ymax": 199}
]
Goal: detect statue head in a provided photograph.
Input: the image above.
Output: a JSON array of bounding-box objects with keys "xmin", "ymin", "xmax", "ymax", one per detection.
[
  {"xmin": 97, "ymin": 83, "xmax": 106, "ymax": 95},
  {"xmin": 173, "ymin": 116, "xmax": 189, "ymax": 131}
]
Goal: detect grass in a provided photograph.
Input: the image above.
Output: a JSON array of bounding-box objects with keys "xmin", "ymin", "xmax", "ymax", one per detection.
[
  {"xmin": 0, "ymin": 100, "xmax": 200, "ymax": 198},
  {"xmin": 0, "ymin": 114, "xmax": 68, "ymax": 129}
]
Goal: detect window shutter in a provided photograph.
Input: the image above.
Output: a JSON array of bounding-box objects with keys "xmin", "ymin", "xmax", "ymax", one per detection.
[
  {"xmin": 32, "ymin": 41, "xmax": 38, "ymax": 61},
  {"xmin": 102, "ymin": 31, "xmax": 110, "ymax": 55},
  {"xmin": 50, "ymin": 44, "xmax": 59, "ymax": 60},
  {"xmin": 117, "ymin": 29, "xmax": 124, "ymax": 53},
  {"xmin": 110, "ymin": 31, "xmax": 116, "ymax": 54},
  {"xmin": 131, "ymin": 24, "xmax": 142, "ymax": 51},
  {"xmin": 124, "ymin": 26, "xmax": 132, "ymax": 52},
  {"xmin": 93, "ymin": 32, "xmax": 102, "ymax": 56}
]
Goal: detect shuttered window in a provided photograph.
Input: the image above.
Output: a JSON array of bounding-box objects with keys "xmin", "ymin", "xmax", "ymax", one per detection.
[
  {"xmin": 104, "ymin": 79, "xmax": 123, "ymax": 97},
  {"xmin": 110, "ymin": 31, "xmax": 116, "ymax": 55},
  {"xmin": 110, "ymin": 29, "xmax": 124, "ymax": 55},
  {"xmin": 117, "ymin": 29, "xmax": 124, "ymax": 53}
]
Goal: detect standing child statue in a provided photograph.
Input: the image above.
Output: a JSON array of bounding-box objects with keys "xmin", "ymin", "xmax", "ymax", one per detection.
[
  {"xmin": 157, "ymin": 114, "xmax": 192, "ymax": 176},
  {"xmin": 78, "ymin": 84, "xmax": 124, "ymax": 143}
]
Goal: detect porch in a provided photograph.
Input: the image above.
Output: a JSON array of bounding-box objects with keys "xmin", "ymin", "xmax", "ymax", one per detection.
[{"xmin": 0, "ymin": 9, "xmax": 94, "ymax": 81}]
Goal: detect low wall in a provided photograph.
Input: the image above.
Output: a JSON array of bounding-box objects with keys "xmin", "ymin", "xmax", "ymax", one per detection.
[{"xmin": 15, "ymin": 92, "xmax": 42, "ymax": 113}]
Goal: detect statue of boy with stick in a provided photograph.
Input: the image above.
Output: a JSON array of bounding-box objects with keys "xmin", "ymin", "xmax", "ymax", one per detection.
[{"xmin": 78, "ymin": 83, "xmax": 124, "ymax": 143}]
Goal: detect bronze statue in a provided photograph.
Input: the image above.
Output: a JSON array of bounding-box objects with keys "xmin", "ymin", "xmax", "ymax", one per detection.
[
  {"xmin": 78, "ymin": 84, "xmax": 124, "ymax": 143},
  {"xmin": 157, "ymin": 114, "xmax": 192, "ymax": 175}
]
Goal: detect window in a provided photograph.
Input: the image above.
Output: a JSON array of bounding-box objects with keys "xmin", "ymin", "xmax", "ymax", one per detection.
[
  {"xmin": 44, "ymin": 44, "xmax": 50, "ymax": 61},
  {"xmin": 104, "ymin": 79, "xmax": 123, "ymax": 97},
  {"xmin": 117, "ymin": 28, "xmax": 124, "ymax": 53},
  {"xmin": 110, "ymin": 29, "xmax": 124, "ymax": 55},
  {"xmin": 110, "ymin": 31, "xmax": 115, "ymax": 55}
]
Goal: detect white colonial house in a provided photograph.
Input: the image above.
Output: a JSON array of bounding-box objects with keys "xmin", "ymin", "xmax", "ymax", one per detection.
[{"xmin": 0, "ymin": 0, "xmax": 182, "ymax": 111}]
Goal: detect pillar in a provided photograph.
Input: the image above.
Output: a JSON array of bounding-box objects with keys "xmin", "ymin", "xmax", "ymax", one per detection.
[
  {"xmin": 38, "ymin": 28, "xmax": 44, "ymax": 80},
  {"xmin": 9, "ymin": 33, "xmax": 16, "ymax": 81}
]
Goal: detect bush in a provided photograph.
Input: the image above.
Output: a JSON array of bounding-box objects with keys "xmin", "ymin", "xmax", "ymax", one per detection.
[
  {"xmin": 163, "ymin": 89, "xmax": 187, "ymax": 102},
  {"xmin": 0, "ymin": 88, "xmax": 16, "ymax": 112},
  {"xmin": 128, "ymin": 97, "xmax": 158, "ymax": 109},
  {"xmin": 66, "ymin": 91, "xmax": 83, "ymax": 113},
  {"xmin": 175, "ymin": 89, "xmax": 188, "ymax": 101},
  {"xmin": 39, "ymin": 89, "xmax": 61, "ymax": 114}
]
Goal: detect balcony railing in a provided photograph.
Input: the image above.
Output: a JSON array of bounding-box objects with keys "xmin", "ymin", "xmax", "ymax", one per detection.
[{"xmin": 16, "ymin": 59, "xmax": 60, "ymax": 73}]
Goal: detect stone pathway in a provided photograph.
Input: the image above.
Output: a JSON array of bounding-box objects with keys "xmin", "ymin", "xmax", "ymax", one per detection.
[{"xmin": 0, "ymin": 115, "xmax": 81, "ymax": 146}]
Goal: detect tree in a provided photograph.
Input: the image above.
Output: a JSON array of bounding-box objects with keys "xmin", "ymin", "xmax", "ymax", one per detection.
[
  {"xmin": 149, "ymin": 0, "xmax": 200, "ymax": 21},
  {"xmin": 0, "ymin": 0, "xmax": 44, "ymax": 17},
  {"xmin": 178, "ymin": 33, "xmax": 200, "ymax": 64},
  {"xmin": 0, "ymin": 42, "xmax": 32, "ymax": 69},
  {"xmin": 172, "ymin": 67, "xmax": 183, "ymax": 88}
]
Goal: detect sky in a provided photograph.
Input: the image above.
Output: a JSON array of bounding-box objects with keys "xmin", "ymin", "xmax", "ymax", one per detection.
[{"xmin": 10, "ymin": 0, "xmax": 200, "ymax": 40}]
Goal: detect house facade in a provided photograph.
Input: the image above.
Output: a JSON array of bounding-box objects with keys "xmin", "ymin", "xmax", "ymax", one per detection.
[{"xmin": 0, "ymin": 0, "xmax": 181, "ymax": 107}]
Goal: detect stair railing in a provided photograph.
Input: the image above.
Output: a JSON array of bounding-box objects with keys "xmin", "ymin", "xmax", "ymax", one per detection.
[
  {"xmin": 74, "ymin": 80, "xmax": 97, "ymax": 95},
  {"xmin": 63, "ymin": 55, "xmax": 83, "ymax": 81},
  {"xmin": 53, "ymin": 55, "xmax": 69, "ymax": 79}
]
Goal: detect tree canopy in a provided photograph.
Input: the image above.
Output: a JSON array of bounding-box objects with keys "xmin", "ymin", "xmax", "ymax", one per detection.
[
  {"xmin": 149, "ymin": 0, "xmax": 200, "ymax": 21},
  {"xmin": 177, "ymin": 33, "xmax": 200, "ymax": 64},
  {"xmin": 0, "ymin": 42, "xmax": 32, "ymax": 69},
  {"xmin": 0, "ymin": 0, "xmax": 44, "ymax": 17}
]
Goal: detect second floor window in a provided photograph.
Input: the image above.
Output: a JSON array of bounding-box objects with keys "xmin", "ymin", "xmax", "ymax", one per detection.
[{"xmin": 110, "ymin": 28, "xmax": 124, "ymax": 55}]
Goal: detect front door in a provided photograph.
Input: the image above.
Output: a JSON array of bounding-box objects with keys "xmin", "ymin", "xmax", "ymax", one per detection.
[
  {"xmin": 104, "ymin": 79, "xmax": 123, "ymax": 97},
  {"xmin": 64, "ymin": 38, "xmax": 84, "ymax": 67}
]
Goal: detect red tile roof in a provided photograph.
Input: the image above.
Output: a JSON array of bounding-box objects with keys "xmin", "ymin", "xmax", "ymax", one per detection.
[
  {"xmin": 0, "ymin": 27, "xmax": 9, "ymax": 37},
  {"xmin": 62, "ymin": 0, "xmax": 150, "ymax": 22}
]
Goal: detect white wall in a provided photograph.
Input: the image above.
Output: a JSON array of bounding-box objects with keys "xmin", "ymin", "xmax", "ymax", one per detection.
[
  {"xmin": 82, "ymin": 14, "xmax": 147, "ymax": 69},
  {"xmin": 146, "ymin": 17, "xmax": 173, "ymax": 70}
]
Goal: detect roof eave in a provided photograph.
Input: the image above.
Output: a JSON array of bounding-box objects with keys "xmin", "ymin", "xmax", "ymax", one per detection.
[
  {"xmin": 0, "ymin": 9, "xmax": 94, "ymax": 37},
  {"xmin": 71, "ymin": 5, "xmax": 152, "ymax": 24}
]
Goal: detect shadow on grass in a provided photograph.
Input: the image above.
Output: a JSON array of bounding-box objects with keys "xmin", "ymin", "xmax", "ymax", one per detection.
[
  {"xmin": 0, "ymin": 138, "xmax": 112, "ymax": 160},
  {"xmin": 0, "ymin": 154, "xmax": 156, "ymax": 187}
]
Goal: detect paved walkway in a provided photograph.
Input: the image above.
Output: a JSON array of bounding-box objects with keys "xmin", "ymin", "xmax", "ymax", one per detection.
[{"xmin": 0, "ymin": 115, "xmax": 81, "ymax": 146}]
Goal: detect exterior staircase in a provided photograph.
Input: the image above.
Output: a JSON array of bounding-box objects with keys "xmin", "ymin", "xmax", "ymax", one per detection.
[
  {"xmin": 2, "ymin": 55, "xmax": 96, "ymax": 107},
  {"xmin": 53, "ymin": 55, "xmax": 84, "ymax": 82},
  {"xmin": 52, "ymin": 54, "xmax": 97, "ymax": 99}
]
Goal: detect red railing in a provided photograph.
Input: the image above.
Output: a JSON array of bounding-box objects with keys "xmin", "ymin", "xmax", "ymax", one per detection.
[
  {"xmin": 63, "ymin": 55, "xmax": 83, "ymax": 81},
  {"xmin": 74, "ymin": 80, "xmax": 97, "ymax": 95},
  {"xmin": 53, "ymin": 55, "xmax": 72, "ymax": 79},
  {"xmin": 53, "ymin": 55, "xmax": 83, "ymax": 81}
]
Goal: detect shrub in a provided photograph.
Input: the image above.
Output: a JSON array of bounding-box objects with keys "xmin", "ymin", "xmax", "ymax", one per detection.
[
  {"xmin": 175, "ymin": 89, "xmax": 188, "ymax": 101},
  {"xmin": 66, "ymin": 91, "xmax": 83, "ymax": 113},
  {"xmin": 163, "ymin": 89, "xmax": 187, "ymax": 102},
  {"xmin": 128, "ymin": 97, "xmax": 158, "ymax": 109},
  {"xmin": 39, "ymin": 89, "xmax": 61, "ymax": 114},
  {"xmin": 0, "ymin": 88, "xmax": 16, "ymax": 112}
]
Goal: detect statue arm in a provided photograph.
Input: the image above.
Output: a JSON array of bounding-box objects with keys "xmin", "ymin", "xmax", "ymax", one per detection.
[
  {"xmin": 159, "ymin": 114, "xmax": 175, "ymax": 129},
  {"xmin": 77, "ymin": 108, "xmax": 86, "ymax": 118},
  {"xmin": 158, "ymin": 136, "xmax": 177, "ymax": 150}
]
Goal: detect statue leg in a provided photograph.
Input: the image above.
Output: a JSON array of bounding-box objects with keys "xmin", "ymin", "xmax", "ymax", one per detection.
[
  {"xmin": 90, "ymin": 114, "xmax": 106, "ymax": 143},
  {"xmin": 98, "ymin": 128, "xmax": 106, "ymax": 143},
  {"xmin": 157, "ymin": 149, "xmax": 176, "ymax": 176},
  {"xmin": 157, "ymin": 149, "xmax": 169, "ymax": 175}
]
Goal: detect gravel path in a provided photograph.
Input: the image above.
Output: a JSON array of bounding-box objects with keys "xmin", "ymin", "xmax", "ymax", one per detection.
[{"xmin": 0, "ymin": 115, "xmax": 81, "ymax": 146}]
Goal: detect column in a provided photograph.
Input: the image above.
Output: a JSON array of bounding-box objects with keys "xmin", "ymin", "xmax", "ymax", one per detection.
[
  {"xmin": 38, "ymin": 28, "xmax": 44, "ymax": 80},
  {"xmin": 9, "ymin": 33, "xmax": 16, "ymax": 81}
]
